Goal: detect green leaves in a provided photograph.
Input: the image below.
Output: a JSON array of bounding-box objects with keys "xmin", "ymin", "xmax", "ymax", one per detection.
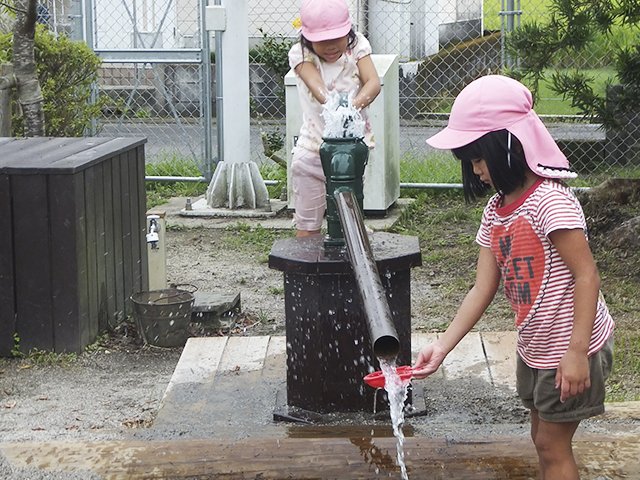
[
  {"xmin": 0, "ymin": 25, "xmax": 107, "ymax": 137},
  {"xmin": 506, "ymin": 0, "xmax": 640, "ymax": 131}
]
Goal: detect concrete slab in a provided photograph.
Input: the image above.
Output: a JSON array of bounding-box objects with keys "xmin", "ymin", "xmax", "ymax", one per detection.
[
  {"xmin": 482, "ymin": 331, "xmax": 518, "ymax": 390},
  {"xmin": 159, "ymin": 196, "xmax": 414, "ymax": 232},
  {"xmin": 191, "ymin": 290, "xmax": 241, "ymax": 327},
  {"xmin": 181, "ymin": 196, "xmax": 285, "ymax": 218},
  {"xmin": 440, "ymin": 332, "xmax": 492, "ymax": 383}
]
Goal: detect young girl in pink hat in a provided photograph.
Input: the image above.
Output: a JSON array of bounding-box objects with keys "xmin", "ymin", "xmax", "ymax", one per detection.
[
  {"xmin": 413, "ymin": 75, "xmax": 614, "ymax": 480},
  {"xmin": 288, "ymin": 0, "xmax": 381, "ymax": 236}
]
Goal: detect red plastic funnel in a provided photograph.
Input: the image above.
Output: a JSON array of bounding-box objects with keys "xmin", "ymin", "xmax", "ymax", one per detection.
[{"xmin": 363, "ymin": 366, "xmax": 415, "ymax": 388}]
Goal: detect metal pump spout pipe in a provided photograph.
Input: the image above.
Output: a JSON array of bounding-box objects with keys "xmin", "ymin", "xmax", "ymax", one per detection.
[{"xmin": 334, "ymin": 189, "xmax": 400, "ymax": 359}]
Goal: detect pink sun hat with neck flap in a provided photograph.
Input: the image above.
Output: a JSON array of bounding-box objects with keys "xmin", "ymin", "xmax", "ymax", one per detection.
[
  {"xmin": 427, "ymin": 75, "xmax": 577, "ymax": 179},
  {"xmin": 300, "ymin": 0, "xmax": 352, "ymax": 43}
]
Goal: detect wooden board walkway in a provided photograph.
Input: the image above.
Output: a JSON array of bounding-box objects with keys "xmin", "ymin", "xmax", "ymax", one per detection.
[
  {"xmin": 165, "ymin": 331, "xmax": 519, "ymax": 397},
  {"xmin": 2, "ymin": 434, "xmax": 640, "ymax": 479}
]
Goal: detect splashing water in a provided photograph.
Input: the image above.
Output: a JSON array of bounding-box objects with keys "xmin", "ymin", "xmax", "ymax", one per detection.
[
  {"xmin": 380, "ymin": 358, "xmax": 410, "ymax": 480},
  {"xmin": 322, "ymin": 91, "xmax": 366, "ymax": 138}
]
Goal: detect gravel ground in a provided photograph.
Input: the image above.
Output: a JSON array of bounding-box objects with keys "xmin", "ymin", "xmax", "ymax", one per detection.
[{"xmin": 1, "ymin": 201, "xmax": 638, "ymax": 479}]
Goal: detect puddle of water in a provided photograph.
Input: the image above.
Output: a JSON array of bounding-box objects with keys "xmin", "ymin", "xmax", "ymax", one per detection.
[{"xmin": 286, "ymin": 424, "xmax": 414, "ymax": 438}]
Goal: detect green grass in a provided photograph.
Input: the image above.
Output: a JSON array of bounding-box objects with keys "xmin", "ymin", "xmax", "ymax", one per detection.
[
  {"xmin": 222, "ymin": 222, "xmax": 295, "ymax": 262},
  {"xmin": 608, "ymin": 330, "xmax": 640, "ymax": 402},
  {"xmin": 400, "ymin": 150, "xmax": 461, "ymax": 186},
  {"xmin": 397, "ymin": 131, "xmax": 640, "ymax": 189},
  {"xmin": 258, "ymin": 161, "xmax": 287, "ymax": 198},
  {"xmin": 146, "ymin": 157, "xmax": 208, "ymax": 208},
  {"xmin": 534, "ymin": 68, "xmax": 617, "ymax": 116}
]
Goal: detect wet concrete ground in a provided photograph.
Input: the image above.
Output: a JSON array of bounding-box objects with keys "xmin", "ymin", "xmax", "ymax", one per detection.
[{"xmin": 3, "ymin": 333, "xmax": 639, "ymax": 479}]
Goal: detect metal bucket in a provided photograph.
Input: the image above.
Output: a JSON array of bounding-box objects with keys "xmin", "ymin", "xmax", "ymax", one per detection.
[{"xmin": 131, "ymin": 287, "xmax": 195, "ymax": 347}]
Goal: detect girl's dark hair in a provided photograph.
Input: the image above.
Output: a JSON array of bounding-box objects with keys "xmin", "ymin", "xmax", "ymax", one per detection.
[
  {"xmin": 300, "ymin": 28, "xmax": 357, "ymax": 56},
  {"xmin": 452, "ymin": 129, "xmax": 529, "ymax": 203}
]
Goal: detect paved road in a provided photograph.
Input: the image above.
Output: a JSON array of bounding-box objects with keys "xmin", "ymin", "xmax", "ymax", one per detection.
[{"xmin": 99, "ymin": 119, "xmax": 605, "ymax": 167}]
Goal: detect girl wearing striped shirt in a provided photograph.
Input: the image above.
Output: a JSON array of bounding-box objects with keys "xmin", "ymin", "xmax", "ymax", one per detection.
[{"xmin": 413, "ymin": 75, "xmax": 614, "ymax": 480}]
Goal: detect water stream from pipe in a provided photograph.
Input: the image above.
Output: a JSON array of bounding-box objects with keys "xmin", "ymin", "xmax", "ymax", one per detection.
[{"xmin": 380, "ymin": 358, "xmax": 410, "ymax": 480}]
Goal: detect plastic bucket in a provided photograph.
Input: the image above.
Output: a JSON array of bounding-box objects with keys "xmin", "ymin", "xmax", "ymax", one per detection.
[{"xmin": 131, "ymin": 288, "xmax": 195, "ymax": 347}]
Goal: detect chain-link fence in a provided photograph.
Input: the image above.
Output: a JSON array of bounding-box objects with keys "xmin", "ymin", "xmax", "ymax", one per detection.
[
  {"xmin": 35, "ymin": 0, "xmax": 639, "ymax": 187},
  {"xmin": 63, "ymin": 0, "xmax": 215, "ymax": 176},
  {"xmin": 248, "ymin": 0, "xmax": 639, "ymax": 187}
]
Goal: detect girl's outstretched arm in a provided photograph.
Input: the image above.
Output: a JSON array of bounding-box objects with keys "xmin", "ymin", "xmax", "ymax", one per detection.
[
  {"xmin": 413, "ymin": 246, "xmax": 501, "ymax": 379},
  {"xmin": 353, "ymin": 55, "xmax": 381, "ymax": 110},
  {"xmin": 549, "ymin": 228, "xmax": 601, "ymax": 403},
  {"xmin": 295, "ymin": 61, "xmax": 328, "ymax": 105}
]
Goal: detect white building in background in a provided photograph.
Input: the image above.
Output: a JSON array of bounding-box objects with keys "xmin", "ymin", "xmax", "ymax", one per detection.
[
  {"xmin": 94, "ymin": 0, "xmax": 177, "ymax": 49},
  {"xmin": 37, "ymin": 0, "xmax": 482, "ymax": 60}
]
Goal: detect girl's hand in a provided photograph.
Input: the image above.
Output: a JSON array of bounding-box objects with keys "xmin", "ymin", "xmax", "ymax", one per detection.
[
  {"xmin": 555, "ymin": 349, "xmax": 591, "ymax": 403},
  {"xmin": 412, "ymin": 342, "xmax": 447, "ymax": 380}
]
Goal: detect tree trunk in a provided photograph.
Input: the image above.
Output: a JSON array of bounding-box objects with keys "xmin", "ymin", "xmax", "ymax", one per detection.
[{"xmin": 13, "ymin": 0, "xmax": 44, "ymax": 137}]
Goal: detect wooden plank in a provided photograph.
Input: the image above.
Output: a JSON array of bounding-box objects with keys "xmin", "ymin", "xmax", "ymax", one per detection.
[
  {"xmin": 49, "ymin": 173, "xmax": 87, "ymax": 353},
  {"xmin": 218, "ymin": 336, "xmax": 271, "ymax": 372},
  {"xmin": 47, "ymin": 138, "xmax": 147, "ymax": 173},
  {"xmin": 167, "ymin": 337, "xmax": 228, "ymax": 386},
  {"xmin": 440, "ymin": 331, "xmax": 491, "ymax": 383},
  {"xmin": 0, "ymin": 137, "xmax": 50, "ymax": 166},
  {"xmin": 93, "ymin": 160, "xmax": 108, "ymax": 332},
  {"xmin": 110, "ymin": 154, "xmax": 125, "ymax": 320},
  {"xmin": 0, "ymin": 138, "xmax": 145, "ymax": 174},
  {"xmin": 2, "ymin": 434, "xmax": 639, "ymax": 480},
  {"xmin": 118, "ymin": 151, "xmax": 134, "ymax": 315},
  {"xmin": 0, "ymin": 174, "xmax": 15, "ymax": 356},
  {"xmin": 597, "ymin": 401, "xmax": 640, "ymax": 421},
  {"xmin": 134, "ymin": 145, "xmax": 149, "ymax": 292},
  {"xmin": 126, "ymin": 146, "xmax": 144, "ymax": 301},
  {"xmin": 101, "ymin": 156, "xmax": 117, "ymax": 327},
  {"xmin": 0, "ymin": 138, "xmax": 101, "ymax": 171},
  {"xmin": 84, "ymin": 166, "xmax": 100, "ymax": 339},
  {"xmin": 12, "ymin": 175, "xmax": 54, "ymax": 351},
  {"xmin": 94, "ymin": 161, "xmax": 111, "ymax": 332},
  {"xmin": 482, "ymin": 331, "xmax": 517, "ymax": 390}
]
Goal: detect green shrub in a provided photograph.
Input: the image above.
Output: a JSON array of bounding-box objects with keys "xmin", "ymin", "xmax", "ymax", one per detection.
[
  {"xmin": 249, "ymin": 29, "xmax": 295, "ymax": 103},
  {"xmin": 0, "ymin": 25, "xmax": 107, "ymax": 136},
  {"xmin": 249, "ymin": 29, "xmax": 295, "ymax": 80}
]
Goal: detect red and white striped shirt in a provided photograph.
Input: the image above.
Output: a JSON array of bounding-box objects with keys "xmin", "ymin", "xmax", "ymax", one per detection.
[{"xmin": 476, "ymin": 178, "xmax": 614, "ymax": 369}]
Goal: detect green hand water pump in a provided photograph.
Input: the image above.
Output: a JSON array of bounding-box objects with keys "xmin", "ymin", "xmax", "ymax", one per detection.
[{"xmin": 320, "ymin": 94, "xmax": 369, "ymax": 246}]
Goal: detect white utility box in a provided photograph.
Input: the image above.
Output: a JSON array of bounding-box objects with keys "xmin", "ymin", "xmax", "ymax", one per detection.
[
  {"xmin": 146, "ymin": 209, "xmax": 167, "ymax": 291},
  {"xmin": 285, "ymin": 54, "xmax": 400, "ymax": 213}
]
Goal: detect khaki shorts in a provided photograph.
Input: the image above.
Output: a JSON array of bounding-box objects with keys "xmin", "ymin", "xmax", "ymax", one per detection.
[
  {"xmin": 291, "ymin": 147, "xmax": 326, "ymax": 232},
  {"xmin": 516, "ymin": 335, "xmax": 614, "ymax": 423}
]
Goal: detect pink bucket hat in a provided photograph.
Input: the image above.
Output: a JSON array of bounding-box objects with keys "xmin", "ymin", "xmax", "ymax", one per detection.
[
  {"xmin": 300, "ymin": 0, "xmax": 352, "ymax": 43},
  {"xmin": 427, "ymin": 75, "xmax": 577, "ymax": 179}
]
